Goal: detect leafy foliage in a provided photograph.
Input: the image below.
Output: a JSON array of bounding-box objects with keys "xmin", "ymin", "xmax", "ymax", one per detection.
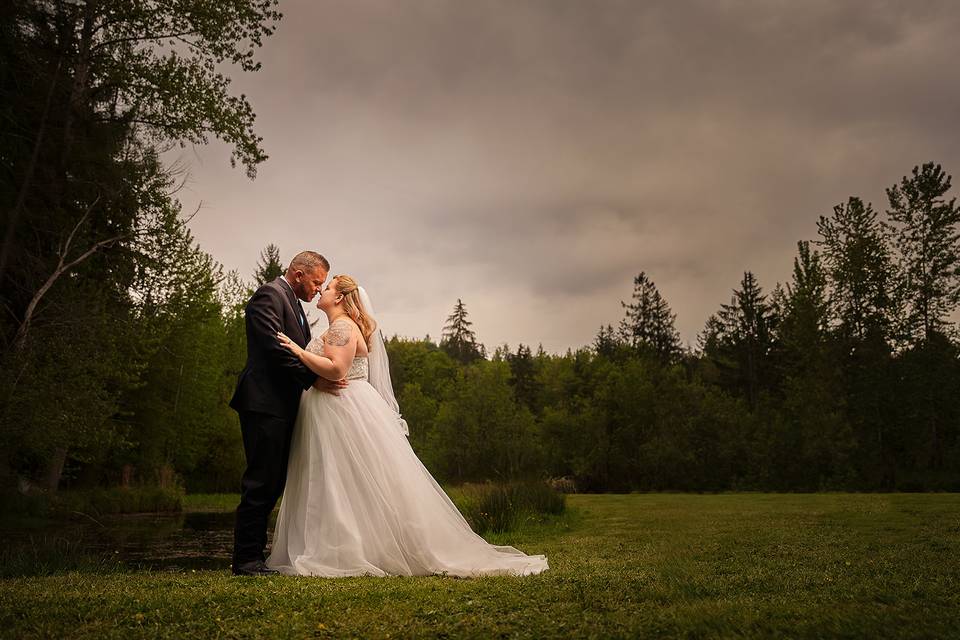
[
  {"xmin": 0, "ymin": 0, "xmax": 279, "ymax": 492},
  {"xmin": 885, "ymin": 162, "xmax": 960, "ymax": 345},
  {"xmin": 2, "ymin": 2, "xmax": 959, "ymax": 495}
]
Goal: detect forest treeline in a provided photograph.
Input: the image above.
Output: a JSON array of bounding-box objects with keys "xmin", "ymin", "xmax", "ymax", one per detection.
[
  {"xmin": 2, "ymin": 2, "xmax": 959, "ymax": 495},
  {"xmin": 394, "ymin": 164, "xmax": 960, "ymax": 492}
]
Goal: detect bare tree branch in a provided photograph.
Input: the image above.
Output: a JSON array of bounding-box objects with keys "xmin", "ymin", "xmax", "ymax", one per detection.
[
  {"xmin": 10, "ymin": 195, "xmax": 161, "ymax": 351},
  {"xmin": 90, "ymin": 31, "xmax": 201, "ymax": 53}
]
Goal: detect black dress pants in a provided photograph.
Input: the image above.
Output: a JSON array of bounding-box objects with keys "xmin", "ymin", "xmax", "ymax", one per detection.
[{"xmin": 232, "ymin": 410, "xmax": 294, "ymax": 567}]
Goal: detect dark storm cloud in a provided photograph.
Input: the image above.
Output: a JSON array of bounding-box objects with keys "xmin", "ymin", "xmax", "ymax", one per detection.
[{"xmin": 176, "ymin": 0, "xmax": 960, "ymax": 351}]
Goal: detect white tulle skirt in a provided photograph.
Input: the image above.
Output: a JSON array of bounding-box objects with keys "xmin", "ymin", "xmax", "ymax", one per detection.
[{"xmin": 266, "ymin": 379, "xmax": 549, "ymax": 577}]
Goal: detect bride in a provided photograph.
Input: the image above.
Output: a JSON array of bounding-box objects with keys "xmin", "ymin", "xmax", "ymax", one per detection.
[{"xmin": 267, "ymin": 274, "xmax": 548, "ymax": 577}]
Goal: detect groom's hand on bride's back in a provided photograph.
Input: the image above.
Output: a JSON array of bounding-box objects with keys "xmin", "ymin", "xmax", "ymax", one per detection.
[{"xmin": 313, "ymin": 377, "xmax": 349, "ymax": 395}]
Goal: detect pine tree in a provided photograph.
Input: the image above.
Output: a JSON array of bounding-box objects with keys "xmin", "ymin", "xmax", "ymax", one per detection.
[
  {"xmin": 711, "ymin": 271, "xmax": 776, "ymax": 410},
  {"xmin": 618, "ymin": 272, "xmax": 681, "ymax": 364},
  {"xmin": 697, "ymin": 314, "xmax": 725, "ymax": 355},
  {"xmin": 593, "ymin": 324, "xmax": 621, "ymax": 358},
  {"xmin": 774, "ymin": 241, "xmax": 852, "ymax": 488},
  {"xmin": 441, "ymin": 299, "xmax": 484, "ymax": 364},
  {"xmin": 507, "ymin": 344, "xmax": 539, "ymax": 412},
  {"xmin": 885, "ymin": 162, "xmax": 960, "ymax": 345},
  {"xmin": 816, "ymin": 195, "xmax": 898, "ymax": 487},
  {"xmin": 885, "ymin": 163, "xmax": 960, "ymax": 475},
  {"xmin": 254, "ymin": 243, "xmax": 283, "ymax": 286},
  {"xmin": 816, "ymin": 197, "xmax": 896, "ymax": 344},
  {"xmin": 780, "ymin": 242, "xmax": 831, "ymax": 360}
]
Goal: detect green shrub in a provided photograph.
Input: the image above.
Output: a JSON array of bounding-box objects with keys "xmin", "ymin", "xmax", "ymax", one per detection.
[{"xmin": 448, "ymin": 481, "xmax": 565, "ymax": 534}]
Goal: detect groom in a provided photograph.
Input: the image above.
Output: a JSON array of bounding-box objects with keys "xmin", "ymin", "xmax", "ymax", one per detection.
[{"xmin": 229, "ymin": 250, "xmax": 339, "ymax": 576}]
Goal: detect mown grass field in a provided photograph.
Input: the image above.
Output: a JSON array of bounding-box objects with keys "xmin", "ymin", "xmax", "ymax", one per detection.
[{"xmin": 1, "ymin": 493, "xmax": 958, "ymax": 639}]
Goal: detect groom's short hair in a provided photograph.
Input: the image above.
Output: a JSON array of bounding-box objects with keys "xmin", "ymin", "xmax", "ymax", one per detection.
[{"xmin": 288, "ymin": 251, "xmax": 329, "ymax": 274}]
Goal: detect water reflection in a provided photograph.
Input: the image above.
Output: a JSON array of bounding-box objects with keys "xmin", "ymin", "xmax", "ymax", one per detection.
[
  {"xmin": 11, "ymin": 511, "xmax": 272, "ymax": 572},
  {"xmin": 89, "ymin": 511, "xmax": 240, "ymax": 570}
]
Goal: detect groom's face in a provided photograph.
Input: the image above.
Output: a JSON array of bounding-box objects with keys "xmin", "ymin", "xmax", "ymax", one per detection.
[{"xmin": 293, "ymin": 266, "xmax": 327, "ymax": 302}]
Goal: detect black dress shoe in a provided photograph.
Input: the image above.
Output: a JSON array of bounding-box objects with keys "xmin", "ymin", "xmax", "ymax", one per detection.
[{"xmin": 232, "ymin": 560, "xmax": 280, "ymax": 576}]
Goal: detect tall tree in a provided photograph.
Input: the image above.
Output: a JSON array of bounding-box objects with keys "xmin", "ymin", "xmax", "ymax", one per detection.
[
  {"xmin": 779, "ymin": 242, "xmax": 831, "ymax": 366},
  {"xmin": 816, "ymin": 197, "xmax": 897, "ymax": 344},
  {"xmin": 885, "ymin": 164, "xmax": 960, "ymax": 477},
  {"xmin": 618, "ymin": 272, "xmax": 682, "ymax": 364},
  {"xmin": 816, "ymin": 195, "xmax": 898, "ymax": 487},
  {"xmin": 885, "ymin": 162, "xmax": 960, "ymax": 345},
  {"xmin": 254, "ymin": 243, "xmax": 283, "ymax": 285},
  {"xmin": 507, "ymin": 344, "xmax": 539, "ymax": 413},
  {"xmin": 441, "ymin": 299, "xmax": 484, "ymax": 364},
  {"xmin": 2, "ymin": 0, "xmax": 279, "ymax": 347},
  {"xmin": 709, "ymin": 271, "xmax": 776, "ymax": 410},
  {"xmin": 773, "ymin": 241, "xmax": 852, "ymax": 488},
  {"xmin": 0, "ymin": 0, "xmax": 280, "ymax": 490}
]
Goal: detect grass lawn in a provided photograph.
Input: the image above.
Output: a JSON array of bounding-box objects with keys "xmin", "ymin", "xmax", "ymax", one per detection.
[
  {"xmin": 1, "ymin": 493, "xmax": 958, "ymax": 638},
  {"xmin": 183, "ymin": 493, "xmax": 242, "ymax": 512}
]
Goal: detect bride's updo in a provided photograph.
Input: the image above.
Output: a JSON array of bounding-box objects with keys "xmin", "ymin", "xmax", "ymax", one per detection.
[{"xmin": 333, "ymin": 275, "xmax": 377, "ymax": 345}]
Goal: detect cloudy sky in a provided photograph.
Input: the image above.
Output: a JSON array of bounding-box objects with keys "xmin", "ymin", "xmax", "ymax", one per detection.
[{"xmin": 173, "ymin": 0, "xmax": 960, "ymax": 353}]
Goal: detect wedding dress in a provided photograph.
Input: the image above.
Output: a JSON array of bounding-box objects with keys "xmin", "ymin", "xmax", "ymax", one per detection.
[{"xmin": 266, "ymin": 340, "xmax": 549, "ymax": 577}]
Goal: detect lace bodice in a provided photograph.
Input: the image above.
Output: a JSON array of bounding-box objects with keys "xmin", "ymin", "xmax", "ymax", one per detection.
[
  {"xmin": 344, "ymin": 356, "xmax": 368, "ymax": 380},
  {"xmin": 305, "ymin": 337, "xmax": 368, "ymax": 380}
]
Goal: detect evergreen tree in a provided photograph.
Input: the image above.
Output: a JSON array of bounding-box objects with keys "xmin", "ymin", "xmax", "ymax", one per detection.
[
  {"xmin": 711, "ymin": 271, "xmax": 776, "ymax": 410},
  {"xmin": 773, "ymin": 241, "xmax": 852, "ymax": 488},
  {"xmin": 618, "ymin": 272, "xmax": 681, "ymax": 363},
  {"xmin": 885, "ymin": 164, "xmax": 960, "ymax": 477},
  {"xmin": 441, "ymin": 299, "xmax": 484, "ymax": 364},
  {"xmin": 885, "ymin": 163, "xmax": 960, "ymax": 345},
  {"xmin": 816, "ymin": 197, "xmax": 896, "ymax": 343},
  {"xmin": 254, "ymin": 243, "xmax": 283, "ymax": 285},
  {"xmin": 507, "ymin": 344, "xmax": 539, "ymax": 413},
  {"xmin": 697, "ymin": 314, "xmax": 725, "ymax": 355},
  {"xmin": 816, "ymin": 195, "xmax": 898, "ymax": 487},
  {"xmin": 593, "ymin": 324, "xmax": 621, "ymax": 359},
  {"xmin": 780, "ymin": 242, "xmax": 831, "ymax": 362}
]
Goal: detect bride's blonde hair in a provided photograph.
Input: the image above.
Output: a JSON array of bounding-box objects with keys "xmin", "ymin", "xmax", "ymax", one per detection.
[{"xmin": 332, "ymin": 275, "xmax": 377, "ymax": 345}]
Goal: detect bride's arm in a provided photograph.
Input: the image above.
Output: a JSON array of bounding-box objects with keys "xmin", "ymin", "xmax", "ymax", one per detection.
[{"xmin": 277, "ymin": 319, "xmax": 357, "ymax": 381}]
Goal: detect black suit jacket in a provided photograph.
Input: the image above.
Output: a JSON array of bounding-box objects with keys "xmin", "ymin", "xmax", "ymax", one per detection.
[{"xmin": 230, "ymin": 277, "xmax": 318, "ymax": 419}]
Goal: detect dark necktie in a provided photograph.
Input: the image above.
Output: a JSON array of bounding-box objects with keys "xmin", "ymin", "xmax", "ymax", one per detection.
[
  {"xmin": 281, "ymin": 279, "xmax": 307, "ymax": 333},
  {"xmin": 297, "ymin": 305, "xmax": 306, "ymax": 330}
]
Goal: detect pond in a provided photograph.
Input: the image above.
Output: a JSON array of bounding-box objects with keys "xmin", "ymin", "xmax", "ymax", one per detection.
[{"xmin": 4, "ymin": 510, "xmax": 254, "ymax": 572}]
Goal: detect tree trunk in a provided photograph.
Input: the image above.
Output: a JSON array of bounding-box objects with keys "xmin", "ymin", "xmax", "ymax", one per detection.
[
  {"xmin": 158, "ymin": 463, "xmax": 174, "ymax": 488},
  {"xmin": 121, "ymin": 464, "xmax": 134, "ymax": 488},
  {"xmin": 44, "ymin": 446, "xmax": 68, "ymax": 492},
  {"xmin": 0, "ymin": 57, "xmax": 62, "ymax": 284},
  {"xmin": 929, "ymin": 380, "xmax": 940, "ymax": 470},
  {"xmin": 58, "ymin": 2, "xmax": 96, "ymax": 176}
]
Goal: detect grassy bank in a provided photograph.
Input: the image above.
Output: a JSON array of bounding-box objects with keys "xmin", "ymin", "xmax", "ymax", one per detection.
[
  {"xmin": 182, "ymin": 493, "xmax": 239, "ymax": 513},
  {"xmin": 1, "ymin": 486, "xmax": 183, "ymax": 518},
  {"xmin": 1, "ymin": 493, "xmax": 958, "ymax": 638},
  {"xmin": 184, "ymin": 482, "xmax": 567, "ymax": 534}
]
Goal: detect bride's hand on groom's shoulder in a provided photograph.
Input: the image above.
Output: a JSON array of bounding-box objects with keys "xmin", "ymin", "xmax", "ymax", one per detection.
[{"xmin": 314, "ymin": 377, "xmax": 348, "ymax": 395}]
